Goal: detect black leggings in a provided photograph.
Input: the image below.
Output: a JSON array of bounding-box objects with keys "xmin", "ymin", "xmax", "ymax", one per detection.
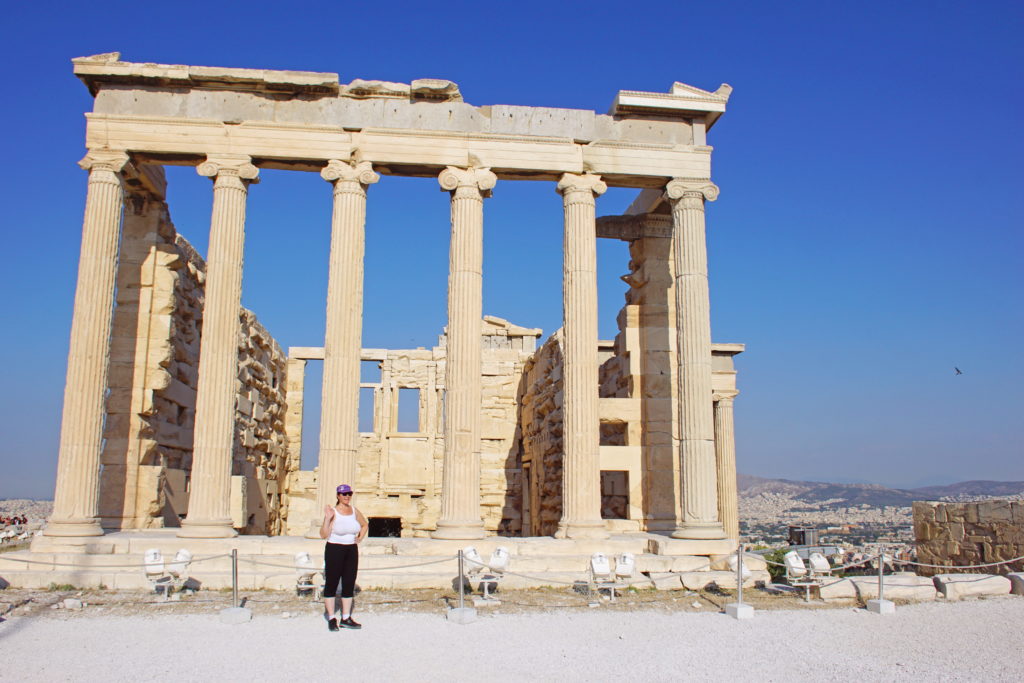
[{"xmin": 324, "ymin": 542, "xmax": 358, "ymax": 599}]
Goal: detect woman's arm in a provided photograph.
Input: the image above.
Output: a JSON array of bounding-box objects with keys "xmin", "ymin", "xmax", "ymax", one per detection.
[
  {"xmin": 355, "ymin": 509, "xmax": 369, "ymax": 543},
  {"xmin": 319, "ymin": 505, "xmax": 335, "ymax": 540}
]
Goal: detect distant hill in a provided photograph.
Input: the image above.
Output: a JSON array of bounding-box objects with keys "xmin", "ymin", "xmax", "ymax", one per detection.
[{"xmin": 737, "ymin": 474, "xmax": 1024, "ymax": 508}]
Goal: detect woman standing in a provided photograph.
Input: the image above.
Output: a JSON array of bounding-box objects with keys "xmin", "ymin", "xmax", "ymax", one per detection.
[{"xmin": 320, "ymin": 484, "xmax": 368, "ymax": 631}]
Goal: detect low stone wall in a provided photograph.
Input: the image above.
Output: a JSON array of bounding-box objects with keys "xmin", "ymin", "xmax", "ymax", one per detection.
[{"xmin": 913, "ymin": 500, "xmax": 1024, "ymax": 575}]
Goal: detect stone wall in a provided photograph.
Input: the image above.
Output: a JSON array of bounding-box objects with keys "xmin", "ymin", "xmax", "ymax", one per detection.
[
  {"xmin": 99, "ymin": 186, "xmax": 289, "ymax": 534},
  {"xmin": 282, "ymin": 317, "xmax": 537, "ymax": 537},
  {"xmin": 519, "ymin": 331, "xmax": 564, "ymax": 536},
  {"xmin": 913, "ymin": 500, "xmax": 1024, "ymax": 575}
]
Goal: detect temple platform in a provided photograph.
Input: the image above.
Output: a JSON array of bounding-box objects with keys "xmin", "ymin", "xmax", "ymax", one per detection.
[{"xmin": 0, "ymin": 531, "xmax": 756, "ymax": 591}]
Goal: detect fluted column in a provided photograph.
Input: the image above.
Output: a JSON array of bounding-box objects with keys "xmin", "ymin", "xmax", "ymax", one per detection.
[
  {"xmin": 433, "ymin": 166, "xmax": 495, "ymax": 539},
  {"xmin": 714, "ymin": 394, "xmax": 739, "ymax": 539},
  {"xmin": 179, "ymin": 155, "xmax": 258, "ymax": 538},
  {"xmin": 666, "ymin": 178, "xmax": 726, "ymax": 539},
  {"xmin": 311, "ymin": 160, "xmax": 379, "ymax": 535},
  {"xmin": 556, "ymin": 173, "xmax": 609, "ymax": 539},
  {"xmin": 46, "ymin": 151, "xmax": 130, "ymax": 537}
]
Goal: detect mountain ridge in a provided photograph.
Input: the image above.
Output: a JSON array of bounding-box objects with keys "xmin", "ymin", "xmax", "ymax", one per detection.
[{"xmin": 738, "ymin": 475, "xmax": 1024, "ymax": 508}]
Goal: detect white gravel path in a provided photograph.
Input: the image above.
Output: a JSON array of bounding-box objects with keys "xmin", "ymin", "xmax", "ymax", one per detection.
[{"xmin": 2, "ymin": 598, "xmax": 1021, "ymax": 681}]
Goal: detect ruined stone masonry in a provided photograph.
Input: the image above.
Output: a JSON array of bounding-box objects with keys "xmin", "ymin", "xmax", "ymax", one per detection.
[
  {"xmin": 39, "ymin": 52, "xmax": 745, "ymax": 553},
  {"xmin": 913, "ymin": 500, "xmax": 1024, "ymax": 575}
]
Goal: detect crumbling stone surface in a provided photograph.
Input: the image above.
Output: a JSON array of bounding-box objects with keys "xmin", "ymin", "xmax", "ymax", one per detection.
[
  {"xmin": 99, "ymin": 188, "xmax": 288, "ymax": 534},
  {"xmin": 519, "ymin": 332, "xmax": 565, "ymax": 537},
  {"xmin": 913, "ymin": 500, "xmax": 1024, "ymax": 576}
]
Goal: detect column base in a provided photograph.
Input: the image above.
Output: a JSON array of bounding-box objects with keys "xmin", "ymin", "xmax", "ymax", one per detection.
[
  {"xmin": 556, "ymin": 520, "xmax": 610, "ymax": 540},
  {"xmin": 43, "ymin": 518, "xmax": 104, "ymax": 537},
  {"xmin": 671, "ymin": 521, "xmax": 727, "ymax": 540},
  {"xmin": 432, "ymin": 520, "xmax": 486, "ymax": 540},
  {"xmin": 177, "ymin": 519, "xmax": 238, "ymax": 539}
]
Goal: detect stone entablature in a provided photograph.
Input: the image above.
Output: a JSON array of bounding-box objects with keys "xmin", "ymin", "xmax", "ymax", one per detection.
[{"xmin": 913, "ymin": 500, "xmax": 1024, "ymax": 575}]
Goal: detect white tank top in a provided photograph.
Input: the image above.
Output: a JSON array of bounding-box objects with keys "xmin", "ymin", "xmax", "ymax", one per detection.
[{"xmin": 328, "ymin": 507, "xmax": 361, "ymax": 545}]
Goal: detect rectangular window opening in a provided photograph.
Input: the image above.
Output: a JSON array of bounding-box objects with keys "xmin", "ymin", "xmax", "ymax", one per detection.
[
  {"xmin": 359, "ymin": 386, "xmax": 375, "ymax": 433},
  {"xmin": 361, "ymin": 360, "xmax": 382, "ymax": 384},
  {"xmin": 397, "ymin": 387, "xmax": 421, "ymax": 432}
]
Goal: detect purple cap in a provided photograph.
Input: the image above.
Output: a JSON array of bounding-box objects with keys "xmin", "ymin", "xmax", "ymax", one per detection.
[{"xmin": 336, "ymin": 484, "xmax": 353, "ymax": 494}]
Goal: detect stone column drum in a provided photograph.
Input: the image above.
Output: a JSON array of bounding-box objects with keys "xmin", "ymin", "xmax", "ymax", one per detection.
[
  {"xmin": 313, "ymin": 160, "xmax": 379, "ymax": 530},
  {"xmin": 433, "ymin": 166, "xmax": 495, "ymax": 539},
  {"xmin": 714, "ymin": 394, "xmax": 739, "ymax": 539},
  {"xmin": 556, "ymin": 173, "xmax": 609, "ymax": 539},
  {"xmin": 666, "ymin": 178, "xmax": 726, "ymax": 540},
  {"xmin": 46, "ymin": 151, "xmax": 130, "ymax": 537},
  {"xmin": 179, "ymin": 155, "xmax": 258, "ymax": 538}
]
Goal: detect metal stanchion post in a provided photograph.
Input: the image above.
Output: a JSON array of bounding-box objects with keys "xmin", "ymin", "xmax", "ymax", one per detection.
[
  {"xmin": 448, "ymin": 550, "xmax": 476, "ymax": 624},
  {"xmin": 866, "ymin": 546, "xmax": 895, "ymax": 615},
  {"xmin": 219, "ymin": 547, "xmax": 252, "ymax": 624},
  {"xmin": 725, "ymin": 542, "xmax": 754, "ymax": 620},
  {"xmin": 232, "ymin": 549, "xmax": 239, "ymax": 608}
]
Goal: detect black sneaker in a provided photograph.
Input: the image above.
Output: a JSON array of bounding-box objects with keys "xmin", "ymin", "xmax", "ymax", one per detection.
[
  {"xmin": 340, "ymin": 616, "xmax": 362, "ymax": 629},
  {"xmin": 327, "ymin": 617, "xmax": 339, "ymax": 632}
]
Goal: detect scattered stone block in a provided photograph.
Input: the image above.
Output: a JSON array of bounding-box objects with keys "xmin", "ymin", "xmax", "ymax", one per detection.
[
  {"xmin": 647, "ymin": 573, "xmax": 683, "ymax": 590},
  {"xmin": 1007, "ymin": 572, "xmax": 1024, "ymax": 596},
  {"xmin": 819, "ymin": 577, "xmax": 858, "ymax": 601},
  {"xmin": 851, "ymin": 575, "xmax": 937, "ymax": 602},
  {"xmin": 933, "ymin": 574, "xmax": 1012, "ymax": 600},
  {"xmin": 61, "ymin": 598, "xmax": 83, "ymax": 610}
]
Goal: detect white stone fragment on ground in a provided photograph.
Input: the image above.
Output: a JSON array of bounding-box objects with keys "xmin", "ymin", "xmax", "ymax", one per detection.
[
  {"xmin": 62, "ymin": 598, "xmax": 84, "ymax": 610},
  {"xmin": 933, "ymin": 574, "xmax": 1012, "ymax": 601},
  {"xmin": 851, "ymin": 575, "xmax": 937, "ymax": 602},
  {"xmin": 819, "ymin": 577, "xmax": 858, "ymax": 601}
]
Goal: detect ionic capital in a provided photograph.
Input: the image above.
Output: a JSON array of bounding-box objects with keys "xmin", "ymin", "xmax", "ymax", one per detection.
[
  {"xmin": 197, "ymin": 155, "xmax": 259, "ymax": 182},
  {"xmin": 713, "ymin": 392, "xmax": 738, "ymax": 403},
  {"xmin": 321, "ymin": 159, "xmax": 380, "ymax": 186},
  {"xmin": 665, "ymin": 178, "xmax": 719, "ymax": 203},
  {"xmin": 77, "ymin": 150, "xmax": 130, "ymax": 174},
  {"xmin": 556, "ymin": 172, "xmax": 607, "ymax": 198},
  {"xmin": 438, "ymin": 166, "xmax": 497, "ymax": 196}
]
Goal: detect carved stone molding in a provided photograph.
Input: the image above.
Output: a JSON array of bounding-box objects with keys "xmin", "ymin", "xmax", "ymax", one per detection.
[
  {"xmin": 196, "ymin": 154, "xmax": 259, "ymax": 181},
  {"xmin": 664, "ymin": 178, "xmax": 719, "ymax": 203},
  {"xmin": 556, "ymin": 172, "xmax": 607, "ymax": 199},
  {"xmin": 321, "ymin": 159, "xmax": 380, "ymax": 186},
  {"xmin": 77, "ymin": 149, "xmax": 130, "ymax": 174},
  {"xmin": 438, "ymin": 166, "xmax": 497, "ymax": 196}
]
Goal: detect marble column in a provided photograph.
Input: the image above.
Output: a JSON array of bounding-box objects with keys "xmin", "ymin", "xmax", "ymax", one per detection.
[
  {"xmin": 46, "ymin": 150, "xmax": 130, "ymax": 537},
  {"xmin": 714, "ymin": 394, "xmax": 739, "ymax": 539},
  {"xmin": 433, "ymin": 166, "xmax": 495, "ymax": 539},
  {"xmin": 179, "ymin": 155, "xmax": 258, "ymax": 538},
  {"xmin": 556, "ymin": 173, "xmax": 609, "ymax": 539},
  {"xmin": 311, "ymin": 160, "xmax": 379, "ymax": 533},
  {"xmin": 665, "ymin": 178, "xmax": 726, "ymax": 539}
]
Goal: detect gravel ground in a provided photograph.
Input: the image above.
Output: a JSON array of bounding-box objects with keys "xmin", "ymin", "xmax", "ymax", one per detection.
[{"xmin": 1, "ymin": 593, "xmax": 1021, "ymax": 681}]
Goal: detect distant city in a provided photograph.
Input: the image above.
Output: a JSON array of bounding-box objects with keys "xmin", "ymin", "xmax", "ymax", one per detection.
[{"xmin": 739, "ymin": 474, "xmax": 1024, "ymax": 547}]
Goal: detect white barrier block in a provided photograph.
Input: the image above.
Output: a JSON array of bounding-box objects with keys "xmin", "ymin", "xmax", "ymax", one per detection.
[
  {"xmin": 866, "ymin": 598, "xmax": 895, "ymax": 615},
  {"xmin": 725, "ymin": 602, "xmax": 754, "ymax": 620},
  {"xmin": 934, "ymin": 574, "xmax": 1012, "ymax": 601},
  {"xmin": 447, "ymin": 607, "xmax": 477, "ymax": 624}
]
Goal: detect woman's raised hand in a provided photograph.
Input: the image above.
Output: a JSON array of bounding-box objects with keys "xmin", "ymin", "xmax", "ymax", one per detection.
[{"xmin": 324, "ymin": 504, "xmax": 334, "ymax": 518}]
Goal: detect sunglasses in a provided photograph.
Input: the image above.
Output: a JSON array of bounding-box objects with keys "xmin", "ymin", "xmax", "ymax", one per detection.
[{"xmin": 339, "ymin": 492, "xmax": 353, "ymax": 497}]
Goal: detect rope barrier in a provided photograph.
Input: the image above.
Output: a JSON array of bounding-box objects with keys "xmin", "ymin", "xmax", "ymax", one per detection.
[
  {"xmin": 891, "ymin": 555, "xmax": 1024, "ymax": 570},
  {"xmin": 0, "ymin": 553, "xmax": 231, "ymax": 570}
]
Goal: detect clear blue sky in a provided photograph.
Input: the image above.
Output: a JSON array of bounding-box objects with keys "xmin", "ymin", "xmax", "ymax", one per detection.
[{"xmin": 1, "ymin": 1, "xmax": 1021, "ymax": 498}]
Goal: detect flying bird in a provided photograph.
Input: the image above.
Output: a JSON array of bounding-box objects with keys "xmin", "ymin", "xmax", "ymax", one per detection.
[{"xmin": 954, "ymin": 367, "xmax": 963, "ymax": 375}]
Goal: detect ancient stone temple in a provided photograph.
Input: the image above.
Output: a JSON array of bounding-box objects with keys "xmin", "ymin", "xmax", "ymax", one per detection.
[{"xmin": 3, "ymin": 53, "xmax": 750, "ymax": 588}]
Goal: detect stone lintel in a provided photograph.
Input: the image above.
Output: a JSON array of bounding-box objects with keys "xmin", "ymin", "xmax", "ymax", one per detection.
[
  {"xmin": 711, "ymin": 343, "xmax": 745, "ymax": 356},
  {"xmin": 612, "ymin": 83, "xmax": 733, "ymax": 130},
  {"xmin": 596, "ymin": 213, "xmax": 673, "ymax": 240}
]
